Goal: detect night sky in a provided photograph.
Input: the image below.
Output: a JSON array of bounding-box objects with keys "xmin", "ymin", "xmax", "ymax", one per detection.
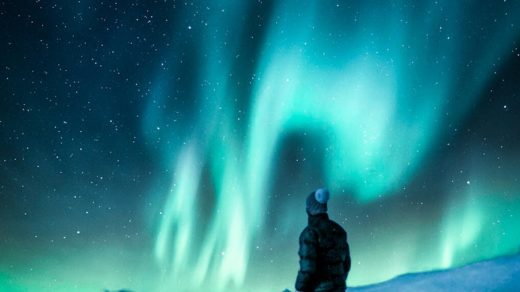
[{"xmin": 1, "ymin": 1, "xmax": 520, "ymax": 291}]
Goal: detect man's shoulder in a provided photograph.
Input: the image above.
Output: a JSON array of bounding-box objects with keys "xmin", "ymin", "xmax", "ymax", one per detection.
[
  {"xmin": 326, "ymin": 218, "xmax": 347, "ymax": 235},
  {"xmin": 299, "ymin": 226, "xmax": 319, "ymax": 241}
]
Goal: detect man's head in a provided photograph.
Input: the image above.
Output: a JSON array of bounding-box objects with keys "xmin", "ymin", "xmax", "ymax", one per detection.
[{"xmin": 306, "ymin": 188, "xmax": 330, "ymax": 215}]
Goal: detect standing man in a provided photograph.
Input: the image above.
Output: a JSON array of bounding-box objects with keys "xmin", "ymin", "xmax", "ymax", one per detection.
[{"xmin": 295, "ymin": 188, "xmax": 351, "ymax": 292}]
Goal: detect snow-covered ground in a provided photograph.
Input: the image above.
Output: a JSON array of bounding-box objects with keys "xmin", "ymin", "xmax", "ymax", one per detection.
[{"xmin": 349, "ymin": 253, "xmax": 520, "ymax": 291}]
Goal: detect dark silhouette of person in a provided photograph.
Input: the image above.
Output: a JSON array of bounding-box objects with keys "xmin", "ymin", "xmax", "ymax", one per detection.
[{"xmin": 295, "ymin": 188, "xmax": 351, "ymax": 292}]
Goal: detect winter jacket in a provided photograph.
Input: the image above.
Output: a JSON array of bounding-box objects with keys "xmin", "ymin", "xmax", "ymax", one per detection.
[{"xmin": 295, "ymin": 213, "xmax": 351, "ymax": 292}]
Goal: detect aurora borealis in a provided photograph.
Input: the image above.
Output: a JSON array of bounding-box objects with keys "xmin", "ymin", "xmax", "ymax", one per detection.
[{"xmin": 1, "ymin": 0, "xmax": 520, "ymax": 291}]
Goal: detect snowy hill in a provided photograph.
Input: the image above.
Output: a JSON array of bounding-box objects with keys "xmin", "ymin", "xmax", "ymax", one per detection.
[{"xmin": 349, "ymin": 253, "xmax": 520, "ymax": 291}]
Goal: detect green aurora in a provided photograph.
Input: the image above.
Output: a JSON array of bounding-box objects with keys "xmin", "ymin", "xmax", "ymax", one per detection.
[{"xmin": 1, "ymin": 0, "xmax": 520, "ymax": 291}]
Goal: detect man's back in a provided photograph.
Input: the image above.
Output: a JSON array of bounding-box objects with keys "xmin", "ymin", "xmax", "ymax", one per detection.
[{"xmin": 296, "ymin": 213, "xmax": 351, "ymax": 292}]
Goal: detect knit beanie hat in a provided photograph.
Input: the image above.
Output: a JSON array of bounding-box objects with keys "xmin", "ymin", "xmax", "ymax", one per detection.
[{"xmin": 306, "ymin": 188, "xmax": 329, "ymax": 215}]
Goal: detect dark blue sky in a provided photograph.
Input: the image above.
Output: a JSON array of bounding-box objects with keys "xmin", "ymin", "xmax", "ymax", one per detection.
[{"xmin": 1, "ymin": 1, "xmax": 520, "ymax": 291}]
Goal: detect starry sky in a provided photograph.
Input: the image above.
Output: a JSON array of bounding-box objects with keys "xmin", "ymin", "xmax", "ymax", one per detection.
[{"xmin": 1, "ymin": 1, "xmax": 520, "ymax": 291}]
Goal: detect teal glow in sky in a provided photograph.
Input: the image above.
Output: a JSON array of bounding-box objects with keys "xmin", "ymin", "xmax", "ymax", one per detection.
[
  {"xmin": 1, "ymin": 1, "xmax": 520, "ymax": 291},
  {"xmin": 149, "ymin": 1, "xmax": 520, "ymax": 291}
]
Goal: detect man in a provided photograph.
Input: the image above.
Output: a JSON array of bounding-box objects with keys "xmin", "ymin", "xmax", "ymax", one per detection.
[{"xmin": 295, "ymin": 188, "xmax": 351, "ymax": 292}]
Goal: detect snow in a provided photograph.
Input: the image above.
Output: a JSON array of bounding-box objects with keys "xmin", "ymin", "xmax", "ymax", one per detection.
[{"xmin": 350, "ymin": 253, "xmax": 520, "ymax": 291}]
